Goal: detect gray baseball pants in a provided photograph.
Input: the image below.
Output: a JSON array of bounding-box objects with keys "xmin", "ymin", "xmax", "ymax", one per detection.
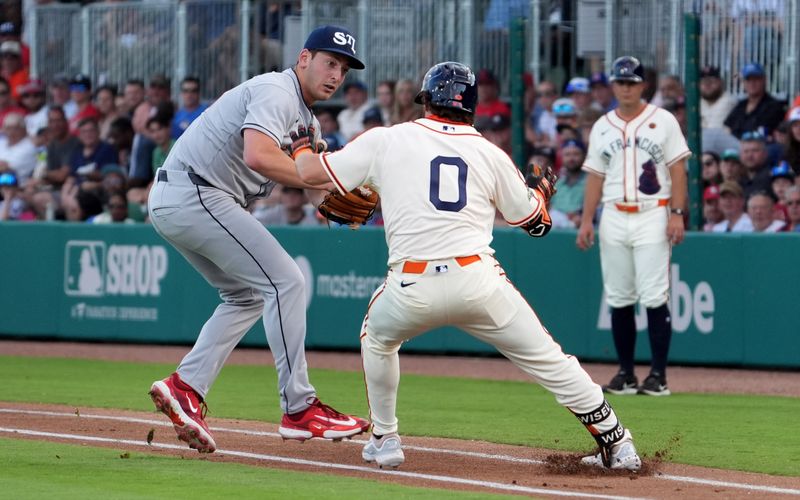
[{"xmin": 148, "ymin": 168, "xmax": 315, "ymax": 414}]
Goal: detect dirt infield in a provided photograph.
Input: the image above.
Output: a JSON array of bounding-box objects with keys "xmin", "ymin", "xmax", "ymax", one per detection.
[{"xmin": 2, "ymin": 340, "xmax": 800, "ymax": 499}]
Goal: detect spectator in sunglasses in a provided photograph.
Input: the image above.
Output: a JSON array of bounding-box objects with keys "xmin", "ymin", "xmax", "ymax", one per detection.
[
  {"xmin": 172, "ymin": 76, "xmax": 207, "ymax": 139},
  {"xmin": 701, "ymin": 151, "xmax": 723, "ymax": 187}
]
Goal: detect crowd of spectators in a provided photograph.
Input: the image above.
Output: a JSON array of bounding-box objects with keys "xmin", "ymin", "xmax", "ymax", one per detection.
[{"xmin": 1, "ymin": 5, "xmax": 800, "ymax": 233}]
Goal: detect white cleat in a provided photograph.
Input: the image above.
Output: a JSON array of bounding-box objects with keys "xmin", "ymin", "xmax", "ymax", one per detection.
[
  {"xmin": 362, "ymin": 433, "xmax": 405, "ymax": 468},
  {"xmin": 581, "ymin": 429, "xmax": 642, "ymax": 471}
]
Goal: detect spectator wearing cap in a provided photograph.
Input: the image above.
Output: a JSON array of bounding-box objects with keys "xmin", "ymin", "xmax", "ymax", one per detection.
[
  {"xmin": 699, "ymin": 66, "xmax": 737, "ymax": 130},
  {"xmin": 712, "ymin": 181, "xmax": 753, "ymax": 232},
  {"xmin": 171, "ymin": 76, "xmax": 207, "ymax": 139},
  {"xmin": 590, "ymin": 72, "xmax": 616, "ymax": 112},
  {"xmin": 528, "ymin": 147, "xmax": 555, "ymax": 171},
  {"xmin": 783, "ymin": 106, "xmax": 800, "ymax": 175},
  {"xmin": 92, "ymin": 190, "xmax": 135, "ymax": 224},
  {"xmin": 0, "ymin": 76, "xmax": 24, "ymax": 130},
  {"xmin": 720, "ymin": 148, "xmax": 744, "ymax": 183},
  {"xmin": 702, "ymin": 185, "xmax": 724, "ymax": 232},
  {"xmin": 770, "ymin": 161, "xmax": 795, "ymax": 203},
  {"xmin": 564, "ymin": 77, "xmax": 598, "ymax": 113},
  {"xmin": 724, "ymin": 62, "xmax": 786, "ymax": 140},
  {"xmin": 552, "ymin": 97, "xmax": 578, "ymax": 134},
  {"xmin": 738, "ymin": 131, "xmax": 773, "ymax": 198},
  {"xmin": 0, "ymin": 22, "xmax": 29, "ymax": 69},
  {"xmin": 550, "ymin": 139, "xmax": 587, "ymax": 227},
  {"xmin": 0, "ymin": 112, "xmax": 37, "ymax": 186},
  {"xmin": 19, "ymin": 80, "xmax": 48, "ymax": 138},
  {"xmin": 476, "ymin": 113, "xmax": 511, "ymax": 155},
  {"xmin": 48, "ymin": 74, "xmax": 77, "ymax": 120},
  {"xmin": 0, "ymin": 171, "xmax": 34, "ymax": 221},
  {"xmin": 701, "ymin": 151, "xmax": 723, "ymax": 187},
  {"xmin": 0, "ymin": 41, "xmax": 27, "ymax": 100},
  {"xmin": 784, "ymin": 185, "xmax": 800, "ymax": 232},
  {"xmin": 315, "ymin": 107, "xmax": 346, "ymax": 152},
  {"xmin": 67, "ymin": 74, "xmax": 101, "ymax": 134},
  {"xmin": 475, "ymin": 68, "xmax": 510, "ymax": 119},
  {"xmin": 68, "ymin": 118, "xmax": 118, "ymax": 187},
  {"xmin": 747, "ymin": 191, "xmax": 785, "ymax": 232},
  {"xmin": 651, "ymin": 74, "xmax": 683, "ymax": 108},
  {"xmin": 337, "ymin": 80, "xmax": 371, "ymax": 140},
  {"xmin": 390, "ymin": 78, "xmax": 423, "ymax": 125},
  {"xmin": 357, "ymin": 106, "xmax": 384, "ymax": 137}
]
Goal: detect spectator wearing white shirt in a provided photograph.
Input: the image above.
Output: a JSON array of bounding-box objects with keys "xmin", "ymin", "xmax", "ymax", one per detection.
[
  {"xmin": 19, "ymin": 79, "xmax": 48, "ymax": 138},
  {"xmin": 337, "ymin": 81, "xmax": 371, "ymax": 141},
  {"xmin": 0, "ymin": 112, "xmax": 37, "ymax": 186},
  {"xmin": 712, "ymin": 181, "xmax": 754, "ymax": 232},
  {"xmin": 747, "ymin": 191, "xmax": 785, "ymax": 232},
  {"xmin": 699, "ymin": 66, "xmax": 737, "ymax": 129}
]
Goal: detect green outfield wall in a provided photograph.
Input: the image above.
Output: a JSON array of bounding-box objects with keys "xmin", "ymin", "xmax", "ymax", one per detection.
[{"xmin": 1, "ymin": 222, "xmax": 798, "ymax": 368}]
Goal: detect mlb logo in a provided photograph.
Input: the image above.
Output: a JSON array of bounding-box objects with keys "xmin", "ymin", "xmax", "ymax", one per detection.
[{"xmin": 64, "ymin": 241, "xmax": 106, "ymax": 297}]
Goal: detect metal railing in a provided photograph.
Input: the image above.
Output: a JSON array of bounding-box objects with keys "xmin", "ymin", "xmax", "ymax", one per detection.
[{"xmin": 27, "ymin": 0, "xmax": 800, "ymax": 103}]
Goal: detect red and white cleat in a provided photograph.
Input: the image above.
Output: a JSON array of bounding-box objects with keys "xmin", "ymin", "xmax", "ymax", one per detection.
[
  {"xmin": 149, "ymin": 372, "xmax": 216, "ymax": 453},
  {"xmin": 279, "ymin": 398, "xmax": 370, "ymax": 441}
]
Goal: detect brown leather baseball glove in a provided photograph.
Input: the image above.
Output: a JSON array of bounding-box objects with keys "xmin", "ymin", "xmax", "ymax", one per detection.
[{"xmin": 318, "ymin": 185, "xmax": 379, "ymax": 226}]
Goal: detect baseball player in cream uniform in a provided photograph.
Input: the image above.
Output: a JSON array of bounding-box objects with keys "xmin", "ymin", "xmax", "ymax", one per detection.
[
  {"xmin": 147, "ymin": 25, "xmax": 369, "ymax": 454},
  {"xmin": 297, "ymin": 62, "xmax": 642, "ymax": 471},
  {"xmin": 577, "ymin": 56, "xmax": 690, "ymax": 397}
]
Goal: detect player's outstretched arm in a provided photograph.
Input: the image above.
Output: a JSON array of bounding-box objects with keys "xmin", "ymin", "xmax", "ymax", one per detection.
[
  {"xmin": 243, "ymin": 129, "xmax": 326, "ymax": 189},
  {"xmin": 576, "ymin": 172, "xmax": 604, "ymax": 250},
  {"xmin": 295, "ymin": 152, "xmax": 331, "ymax": 187}
]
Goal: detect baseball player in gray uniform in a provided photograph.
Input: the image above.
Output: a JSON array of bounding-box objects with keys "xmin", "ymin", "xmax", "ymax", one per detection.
[
  {"xmin": 577, "ymin": 56, "xmax": 690, "ymax": 397},
  {"xmin": 148, "ymin": 25, "xmax": 370, "ymax": 453}
]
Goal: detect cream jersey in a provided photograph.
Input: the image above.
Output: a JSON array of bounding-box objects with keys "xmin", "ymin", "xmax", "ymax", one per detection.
[
  {"xmin": 583, "ymin": 104, "xmax": 690, "ymax": 203},
  {"xmin": 320, "ymin": 117, "xmax": 543, "ymax": 265}
]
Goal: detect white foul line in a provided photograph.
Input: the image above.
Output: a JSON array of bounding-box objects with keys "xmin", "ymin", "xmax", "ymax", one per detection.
[
  {"xmin": 2, "ymin": 408, "xmax": 799, "ymax": 496},
  {"xmin": 0, "ymin": 426, "xmax": 642, "ymax": 500}
]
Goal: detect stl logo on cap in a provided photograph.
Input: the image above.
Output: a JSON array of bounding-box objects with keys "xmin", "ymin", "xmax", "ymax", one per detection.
[{"xmin": 333, "ymin": 31, "xmax": 356, "ymax": 54}]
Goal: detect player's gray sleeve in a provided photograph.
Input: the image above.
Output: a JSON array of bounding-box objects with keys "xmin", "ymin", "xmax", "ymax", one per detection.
[{"xmin": 241, "ymin": 83, "xmax": 298, "ymax": 146}]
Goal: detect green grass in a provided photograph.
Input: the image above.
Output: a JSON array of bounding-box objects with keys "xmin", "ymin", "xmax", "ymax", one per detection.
[
  {"xmin": 1, "ymin": 356, "xmax": 799, "ymax": 477},
  {"xmin": 0, "ymin": 438, "xmax": 517, "ymax": 499}
]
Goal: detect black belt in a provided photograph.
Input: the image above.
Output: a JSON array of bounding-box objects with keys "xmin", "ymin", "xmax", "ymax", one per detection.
[{"xmin": 157, "ymin": 169, "xmax": 214, "ymax": 188}]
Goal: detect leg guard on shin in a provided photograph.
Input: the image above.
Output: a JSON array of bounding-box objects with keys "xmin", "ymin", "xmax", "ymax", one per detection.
[{"xmin": 572, "ymin": 400, "xmax": 627, "ymax": 467}]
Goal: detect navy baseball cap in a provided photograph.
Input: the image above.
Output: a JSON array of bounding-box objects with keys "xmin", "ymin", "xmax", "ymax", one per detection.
[{"xmin": 304, "ymin": 25, "xmax": 365, "ymax": 70}]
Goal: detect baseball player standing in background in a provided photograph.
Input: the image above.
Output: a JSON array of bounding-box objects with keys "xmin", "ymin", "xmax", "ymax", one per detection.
[
  {"xmin": 577, "ymin": 56, "xmax": 690, "ymax": 397},
  {"xmin": 147, "ymin": 25, "xmax": 370, "ymax": 453},
  {"xmin": 296, "ymin": 62, "xmax": 642, "ymax": 471}
]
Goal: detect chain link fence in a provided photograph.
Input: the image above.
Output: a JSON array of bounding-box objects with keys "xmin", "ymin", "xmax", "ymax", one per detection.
[{"xmin": 28, "ymin": 0, "xmax": 800, "ymax": 102}]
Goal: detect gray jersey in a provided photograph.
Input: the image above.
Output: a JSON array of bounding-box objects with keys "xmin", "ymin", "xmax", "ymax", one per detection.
[{"xmin": 166, "ymin": 68, "xmax": 320, "ymax": 206}]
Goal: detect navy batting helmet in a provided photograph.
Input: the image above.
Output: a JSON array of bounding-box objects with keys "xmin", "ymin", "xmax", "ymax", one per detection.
[
  {"xmin": 414, "ymin": 62, "xmax": 478, "ymax": 115},
  {"xmin": 609, "ymin": 56, "xmax": 644, "ymax": 83}
]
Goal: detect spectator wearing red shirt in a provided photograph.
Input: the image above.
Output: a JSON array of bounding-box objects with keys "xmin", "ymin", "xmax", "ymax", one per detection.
[
  {"xmin": 475, "ymin": 69, "xmax": 510, "ymax": 119},
  {"xmin": 67, "ymin": 74, "xmax": 100, "ymax": 134},
  {"xmin": 0, "ymin": 41, "xmax": 28, "ymax": 100}
]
